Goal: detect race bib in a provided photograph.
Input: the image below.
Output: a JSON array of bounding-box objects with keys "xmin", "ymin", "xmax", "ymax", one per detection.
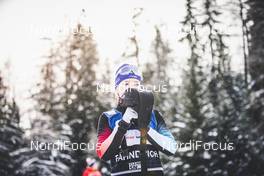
[{"xmin": 125, "ymin": 129, "xmax": 150, "ymax": 146}]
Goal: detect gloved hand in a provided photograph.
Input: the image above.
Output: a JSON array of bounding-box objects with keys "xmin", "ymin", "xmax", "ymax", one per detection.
[
  {"xmin": 119, "ymin": 88, "xmax": 140, "ymax": 113},
  {"xmin": 122, "ymin": 107, "xmax": 138, "ymax": 124}
]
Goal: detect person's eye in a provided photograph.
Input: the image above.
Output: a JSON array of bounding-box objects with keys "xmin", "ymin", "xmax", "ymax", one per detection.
[{"xmin": 125, "ymin": 82, "xmax": 129, "ymax": 86}]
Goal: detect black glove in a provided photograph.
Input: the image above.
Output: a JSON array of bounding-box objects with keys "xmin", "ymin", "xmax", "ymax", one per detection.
[
  {"xmin": 119, "ymin": 88, "xmax": 154, "ymax": 129},
  {"xmin": 119, "ymin": 88, "xmax": 140, "ymax": 113}
]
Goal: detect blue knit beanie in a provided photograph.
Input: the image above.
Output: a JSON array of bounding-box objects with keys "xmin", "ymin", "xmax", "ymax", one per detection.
[{"xmin": 115, "ymin": 64, "xmax": 142, "ymax": 89}]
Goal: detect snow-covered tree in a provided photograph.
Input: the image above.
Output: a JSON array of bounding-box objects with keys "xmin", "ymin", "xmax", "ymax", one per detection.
[
  {"xmin": 0, "ymin": 72, "xmax": 24, "ymax": 176},
  {"xmin": 33, "ymin": 24, "xmax": 106, "ymax": 176}
]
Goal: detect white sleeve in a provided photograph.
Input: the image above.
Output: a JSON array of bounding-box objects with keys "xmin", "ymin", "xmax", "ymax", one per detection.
[{"xmin": 147, "ymin": 127, "xmax": 177, "ymax": 155}]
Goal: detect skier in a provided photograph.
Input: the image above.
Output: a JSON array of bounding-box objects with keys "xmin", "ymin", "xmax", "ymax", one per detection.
[{"xmin": 96, "ymin": 64, "xmax": 176, "ymax": 176}]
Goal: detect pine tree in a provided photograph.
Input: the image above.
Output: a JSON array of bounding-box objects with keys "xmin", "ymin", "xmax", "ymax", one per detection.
[
  {"xmin": 246, "ymin": 0, "xmax": 264, "ymax": 174},
  {"xmin": 33, "ymin": 24, "xmax": 106, "ymax": 176},
  {"xmin": 61, "ymin": 24, "xmax": 105, "ymax": 175},
  {"xmin": 0, "ymin": 72, "xmax": 24, "ymax": 176},
  {"xmin": 172, "ymin": 1, "xmax": 213, "ymax": 175},
  {"xmin": 247, "ymin": 0, "xmax": 264, "ymax": 129},
  {"xmin": 122, "ymin": 8, "xmax": 143, "ymax": 66},
  {"xmin": 143, "ymin": 25, "xmax": 174, "ymax": 117},
  {"xmin": 169, "ymin": 0, "xmax": 259, "ymax": 175}
]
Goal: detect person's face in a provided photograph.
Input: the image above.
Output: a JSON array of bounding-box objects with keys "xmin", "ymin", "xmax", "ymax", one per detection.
[{"xmin": 116, "ymin": 78, "xmax": 140, "ymax": 97}]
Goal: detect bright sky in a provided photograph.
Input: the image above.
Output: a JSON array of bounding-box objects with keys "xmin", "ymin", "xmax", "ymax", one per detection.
[{"xmin": 0, "ymin": 0, "xmax": 243, "ymax": 128}]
